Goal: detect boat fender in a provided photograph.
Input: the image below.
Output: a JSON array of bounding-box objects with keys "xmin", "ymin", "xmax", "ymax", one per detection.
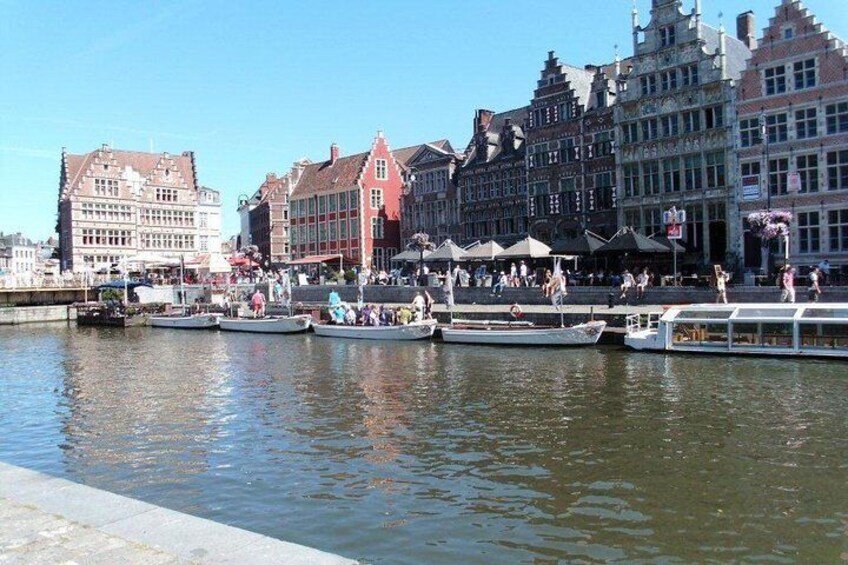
[{"xmin": 510, "ymin": 304, "xmax": 524, "ymax": 319}]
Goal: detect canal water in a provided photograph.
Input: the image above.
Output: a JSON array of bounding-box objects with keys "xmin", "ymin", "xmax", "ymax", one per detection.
[{"xmin": 1, "ymin": 323, "xmax": 846, "ymax": 564}]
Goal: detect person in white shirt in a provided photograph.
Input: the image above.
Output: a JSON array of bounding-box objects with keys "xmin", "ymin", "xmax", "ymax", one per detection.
[
  {"xmin": 519, "ymin": 261, "xmax": 528, "ymax": 286},
  {"xmin": 411, "ymin": 293, "xmax": 425, "ymax": 321},
  {"xmin": 635, "ymin": 268, "xmax": 650, "ymax": 300},
  {"xmin": 619, "ymin": 270, "xmax": 636, "ymax": 300}
]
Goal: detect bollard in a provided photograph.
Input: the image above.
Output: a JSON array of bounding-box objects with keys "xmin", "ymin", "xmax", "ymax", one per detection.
[{"xmin": 608, "ymin": 292, "xmax": 615, "ymax": 309}]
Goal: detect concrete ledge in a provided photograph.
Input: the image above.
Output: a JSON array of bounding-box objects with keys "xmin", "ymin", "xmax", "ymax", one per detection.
[
  {"xmin": 0, "ymin": 305, "xmax": 74, "ymax": 325},
  {"xmin": 0, "ymin": 461, "xmax": 357, "ymax": 565}
]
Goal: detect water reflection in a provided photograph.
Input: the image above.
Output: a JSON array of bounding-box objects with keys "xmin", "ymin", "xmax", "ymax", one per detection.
[{"xmin": 0, "ymin": 325, "xmax": 846, "ymax": 564}]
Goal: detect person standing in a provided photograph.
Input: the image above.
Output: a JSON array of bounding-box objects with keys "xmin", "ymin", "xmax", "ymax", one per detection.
[
  {"xmin": 715, "ymin": 269, "xmax": 730, "ymax": 304},
  {"xmin": 509, "ymin": 262, "xmax": 518, "ymax": 287},
  {"xmin": 519, "ymin": 261, "xmax": 528, "ymax": 287},
  {"xmin": 250, "ymin": 288, "xmax": 267, "ymax": 318},
  {"xmin": 817, "ymin": 259, "xmax": 831, "ymax": 285},
  {"xmin": 808, "ymin": 267, "xmax": 822, "ymax": 302},
  {"xmin": 780, "ymin": 265, "xmax": 796, "ymax": 303}
]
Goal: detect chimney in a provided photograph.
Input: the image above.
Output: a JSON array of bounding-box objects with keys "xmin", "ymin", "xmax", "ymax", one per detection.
[
  {"xmin": 474, "ymin": 109, "xmax": 495, "ymax": 134},
  {"xmin": 330, "ymin": 143, "xmax": 340, "ymax": 164},
  {"xmin": 736, "ymin": 11, "xmax": 757, "ymax": 50}
]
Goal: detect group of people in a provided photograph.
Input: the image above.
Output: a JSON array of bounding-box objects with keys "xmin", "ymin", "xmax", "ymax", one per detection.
[
  {"xmin": 618, "ymin": 268, "xmax": 653, "ymax": 301},
  {"xmin": 778, "ymin": 264, "xmax": 823, "ymax": 303},
  {"xmin": 327, "ymin": 289, "xmax": 434, "ymax": 326}
]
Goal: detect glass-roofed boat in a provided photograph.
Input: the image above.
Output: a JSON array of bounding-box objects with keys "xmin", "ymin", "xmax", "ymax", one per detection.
[{"xmin": 624, "ymin": 303, "xmax": 848, "ymax": 358}]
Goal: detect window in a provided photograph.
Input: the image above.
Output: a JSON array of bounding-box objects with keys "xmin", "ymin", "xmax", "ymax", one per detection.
[
  {"xmin": 739, "ymin": 118, "xmax": 761, "ymax": 147},
  {"xmin": 623, "ymin": 123, "xmax": 639, "ymax": 143},
  {"xmin": 329, "ymin": 220, "xmax": 337, "ymax": 241},
  {"xmin": 94, "ymin": 178, "xmax": 119, "ymax": 197},
  {"xmin": 766, "ymin": 113, "xmax": 788, "ymax": 143},
  {"xmin": 783, "ymin": 26, "xmax": 794, "ymax": 40},
  {"xmin": 349, "ymin": 189, "xmax": 358, "ymax": 210},
  {"xmin": 640, "ymin": 75, "xmax": 657, "ymax": 96},
  {"xmin": 705, "ymin": 152, "xmax": 725, "ymax": 189},
  {"xmin": 769, "ymin": 157, "xmax": 789, "ymax": 195},
  {"xmin": 375, "ymin": 159, "xmax": 388, "ymax": 180},
  {"xmin": 681, "ymin": 64, "xmax": 699, "ymax": 87},
  {"xmin": 704, "ymin": 106, "xmax": 723, "ymax": 129},
  {"xmin": 199, "ymin": 235, "xmax": 208, "ymax": 252},
  {"xmin": 318, "ymin": 195, "xmax": 326, "ymax": 214},
  {"xmin": 642, "ymin": 160, "xmax": 660, "ymax": 195},
  {"xmin": 796, "ymin": 154, "xmax": 819, "ymax": 193},
  {"xmin": 797, "ymin": 211, "xmax": 820, "ymax": 253},
  {"xmin": 661, "ymin": 114, "xmax": 679, "ymax": 137},
  {"xmin": 307, "ymin": 198, "xmax": 316, "ymax": 215},
  {"xmin": 829, "ymin": 209, "xmax": 848, "ymax": 251},
  {"xmin": 825, "ymin": 102, "xmax": 848, "ymax": 134},
  {"xmin": 623, "ymin": 164, "xmax": 640, "ymax": 197},
  {"xmin": 328, "ymin": 193, "xmax": 337, "ymax": 212},
  {"xmin": 683, "ymin": 155, "xmax": 702, "ymax": 191},
  {"xmin": 663, "ymin": 158, "xmax": 681, "ymax": 192},
  {"xmin": 764, "ymin": 65, "xmax": 786, "ymax": 95},
  {"xmin": 199, "ymin": 212, "xmax": 208, "ymax": 228},
  {"xmin": 827, "ymin": 150, "xmax": 848, "ymax": 191},
  {"xmin": 154, "ymin": 187, "xmax": 177, "ymax": 202},
  {"xmin": 659, "ymin": 25, "xmax": 676, "ymax": 47},
  {"xmin": 793, "ymin": 58, "xmax": 816, "ymax": 90},
  {"xmin": 795, "ymin": 108, "xmax": 817, "ymax": 139},
  {"xmin": 369, "ymin": 188, "xmax": 383, "ymax": 209},
  {"xmin": 661, "ymin": 70, "xmax": 677, "ymax": 91},
  {"xmin": 682, "ymin": 110, "xmax": 701, "ymax": 133},
  {"xmin": 641, "ymin": 118, "xmax": 658, "ymax": 141},
  {"xmin": 741, "ymin": 161, "xmax": 760, "ymax": 178}
]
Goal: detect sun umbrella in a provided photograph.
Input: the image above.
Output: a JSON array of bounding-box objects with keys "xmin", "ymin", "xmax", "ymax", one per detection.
[
  {"xmin": 595, "ymin": 228, "xmax": 671, "ymax": 254},
  {"xmin": 423, "ymin": 239, "xmax": 467, "ymax": 263},
  {"xmin": 461, "ymin": 240, "xmax": 505, "ymax": 261},
  {"xmin": 391, "ymin": 249, "xmax": 432, "ymax": 262},
  {"xmin": 549, "ymin": 231, "xmax": 608, "ymax": 255},
  {"xmin": 497, "ymin": 236, "xmax": 552, "ymax": 259}
]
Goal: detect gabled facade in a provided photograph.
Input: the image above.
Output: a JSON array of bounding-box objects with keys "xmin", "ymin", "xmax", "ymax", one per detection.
[
  {"xmin": 458, "ymin": 108, "xmax": 529, "ymax": 246},
  {"xmin": 615, "ymin": 0, "xmax": 751, "ymax": 267},
  {"xmin": 397, "ymin": 140, "xmax": 463, "ymax": 246},
  {"xmin": 57, "ymin": 144, "xmax": 219, "ymax": 272},
  {"xmin": 526, "ymin": 51, "xmax": 622, "ymax": 243},
  {"xmin": 248, "ymin": 173, "xmax": 292, "ymax": 267},
  {"xmin": 735, "ymin": 0, "xmax": 848, "ymax": 271},
  {"xmin": 0, "ymin": 232, "xmax": 37, "ymax": 275},
  {"xmin": 288, "ymin": 132, "xmax": 403, "ymax": 270}
]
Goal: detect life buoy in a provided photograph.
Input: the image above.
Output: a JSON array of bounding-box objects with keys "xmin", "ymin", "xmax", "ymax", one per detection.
[{"xmin": 509, "ymin": 303, "xmax": 524, "ymax": 319}]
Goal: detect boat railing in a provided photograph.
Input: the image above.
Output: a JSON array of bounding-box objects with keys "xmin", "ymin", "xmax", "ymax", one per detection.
[{"xmin": 626, "ymin": 312, "xmax": 662, "ymax": 333}]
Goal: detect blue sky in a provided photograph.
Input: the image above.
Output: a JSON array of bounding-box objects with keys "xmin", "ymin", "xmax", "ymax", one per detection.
[{"xmin": 1, "ymin": 0, "xmax": 845, "ymax": 240}]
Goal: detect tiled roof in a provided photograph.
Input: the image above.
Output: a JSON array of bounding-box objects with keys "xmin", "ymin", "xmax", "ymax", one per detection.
[
  {"xmin": 560, "ymin": 63, "xmax": 595, "ymax": 107},
  {"xmin": 392, "ymin": 139, "xmax": 453, "ymax": 168},
  {"xmin": 63, "ymin": 147, "xmax": 197, "ymax": 191},
  {"xmin": 701, "ymin": 24, "xmax": 752, "ymax": 80},
  {"xmin": 462, "ymin": 106, "xmax": 529, "ymax": 168},
  {"xmin": 290, "ymin": 152, "xmax": 369, "ymax": 199}
]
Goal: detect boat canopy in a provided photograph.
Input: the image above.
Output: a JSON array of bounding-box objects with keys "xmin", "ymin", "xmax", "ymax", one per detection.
[{"xmin": 661, "ymin": 303, "xmax": 848, "ymax": 324}]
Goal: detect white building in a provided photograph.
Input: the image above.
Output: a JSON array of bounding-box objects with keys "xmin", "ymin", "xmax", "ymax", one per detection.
[{"xmin": 0, "ymin": 233, "xmax": 37, "ymax": 276}]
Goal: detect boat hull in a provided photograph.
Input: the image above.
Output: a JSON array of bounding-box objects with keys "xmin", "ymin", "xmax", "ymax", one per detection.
[
  {"xmin": 313, "ymin": 319, "xmax": 437, "ymax": 341},
  {"xmin": 219, "ymin": 315, "xmax": 312, "ymax": 334},
  {"xmin": 441, "ymin": 321, "xmax": 606, "ymax": 346},
  {"xmin": 150, "ymin": 313, "xmax": 221, "ymax": 329}
]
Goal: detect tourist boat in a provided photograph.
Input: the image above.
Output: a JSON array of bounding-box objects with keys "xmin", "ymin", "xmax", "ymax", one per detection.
[
  {"xmin": 149, "ymin": 312, "xmax": 222, "ymax": 329},
  {"xmin": 625, "ymin": 303, "xmax": 848, "ymax": 358},
  {"xmin": 441, "ymin": 319, "xmax": 607, "ymax": 346},
  {"xmin": 312, "ymin": 319, "xmax": 437, "ymax": 341},
  {"xmin": 218, "ymin": 314, "xmax": 312, "ymax": 334}
]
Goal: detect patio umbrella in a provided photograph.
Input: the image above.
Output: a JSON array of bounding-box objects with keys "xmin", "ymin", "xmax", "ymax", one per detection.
[
  {"xmin": 649, "ymin": 235, "xmax": 686, "ymax": 253},
  {"xmin": 595, "ymin": 228, "xmax": 671, "ymax": 254},
  {"xmin": 391, "ymin": 249, "xmax": 432, "ymax": 262},
  {"xmin": 461, "ymin": 240, "xmax": 504, "ymax": 261},
  {"xmin": 423, "ymin": 239, "xmax": 467, "ymax": 263},
  {"xmin": 549, "ymin": 231, "xmax": 607, "ymax": 255},
  {"xmin": 497, "ymin": 236, "xmax": 552, "ymax": 259}
]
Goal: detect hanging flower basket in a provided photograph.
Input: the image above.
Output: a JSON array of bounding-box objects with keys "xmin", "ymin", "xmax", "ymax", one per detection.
[
  {"xmin": 747, "ymin": 210, "xmax": 792, "ymax": 241},
  {"xmin": 408, "ymin": 232, "xmax": 435, "ymax": 252}
]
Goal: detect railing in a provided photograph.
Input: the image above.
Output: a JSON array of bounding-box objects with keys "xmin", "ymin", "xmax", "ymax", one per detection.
[{"xmin": 626, "ymin": 312, "xmax": 662, "ymax": 333}]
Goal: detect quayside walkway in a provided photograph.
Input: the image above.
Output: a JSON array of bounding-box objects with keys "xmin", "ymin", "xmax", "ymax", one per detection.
[{"xmin": 0, "ymin": 461, "xmax": 357, "ymax": 564}]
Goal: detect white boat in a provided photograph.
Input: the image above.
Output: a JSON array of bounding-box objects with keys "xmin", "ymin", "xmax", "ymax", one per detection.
[
  {"xmin": 219, "ymin": 315, "xmax": 312, "ymax": 334},
  {"xmin": 441, "ymin": 320, "xmax": 606, "ymax": 346},
  {"xmin": 150, "ymin": 312, "xmax": 222, "ymax": 329},
  {"xmin": 312, "ymin": 319, "xmax": 437, "ymax": 341},
  {"xmin": 625, "ymin": 303, "xmax": 848, "ymax": 358}
]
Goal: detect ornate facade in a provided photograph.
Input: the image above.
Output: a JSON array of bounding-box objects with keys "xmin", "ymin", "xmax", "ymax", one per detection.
[
  {"xmin": 615, "ymin": 0, "xmax": 751, "ymax": 267},
  {"xmin": 735, "ymin": 0, "xmax": 848, "ymax": 273}
]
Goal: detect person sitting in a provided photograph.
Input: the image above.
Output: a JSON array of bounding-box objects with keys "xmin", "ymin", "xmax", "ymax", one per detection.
[
  {"xmin": 491, "ymin": 271, "xmax": 507, "ymax": 297},
  {"xmin": 369, "ymin": 305, "xmax": 380, "ymax": 326},
  {"xmin": 360, "ymin": 304, "xmax": 372, "ymax": 325},
  {"xmin": 396, "ymin": 306, "xmax": 412, "ymax": 325},
  {"xmin": 343, "ymin": 305, "xmax": 356, "ymax": 325}
]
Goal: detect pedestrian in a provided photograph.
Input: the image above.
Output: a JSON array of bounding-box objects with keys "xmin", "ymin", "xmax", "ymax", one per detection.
[
  {"xmin": 250, "ymin": 288, "xmax": 266, "ymax": 318},
  {"xmin": 519, "ymin": 261, "xmax": 528, "ymax": 286},
  {"xmin": 411, "ymin": 292, "xmax": 425, "ymax": 322},
  {"xmin": 635, "ymin": 268, "xmax": 650, "ymax": 300},
  {"xmin": 491, "ymin": 271, "xmax": 507, "ymax": 297},
  {"xmin": 273, "ymin": 279, "xmax": 283, "ymax": 303},
  {"xmin": 715, "ymin": 268, "xmax": 730, "ymax": 304},
  {"xmin": 817, "ymin": 259, "xmax": 831, "ymax": 285},
  {"xmin": 509, "ymin": 262, "xmax": 518, "ymax": 287},
  {"xmin": 423, "ymin": 289, "xmax": 434, "ymax": 319},
  {"xmin": 619, "ymin": 269, "xmax": 635, "ymax": 301},
  {"xmin": 779, "ymin": 265, "xmax": 796, "ymax": 303},
  {"xmin": 807, "ymin": 267, "xmax": 822, "ymax": 302}
]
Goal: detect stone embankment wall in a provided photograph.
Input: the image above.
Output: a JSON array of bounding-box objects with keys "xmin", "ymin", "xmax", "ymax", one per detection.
[
  {"xmin": 0, "ymin": 305, "xmax": 75, "ymax": 325},
  {"xmin": 291, "ymin": 284, "xmax": 848, "ymax": 306}
]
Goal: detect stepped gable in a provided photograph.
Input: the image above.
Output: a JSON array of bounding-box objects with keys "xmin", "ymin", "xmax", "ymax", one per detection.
[{"xmin": 62, "ymin": 146, "xmax": 197, "ymax": 193}]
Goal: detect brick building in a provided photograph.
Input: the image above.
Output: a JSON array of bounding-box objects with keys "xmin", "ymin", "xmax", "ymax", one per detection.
[
  {"xmin": 735, "ymin": 0, "xmax": 848, "ymax": 274},
  {"xmin": 397, "ymin": 140, "xmax": 463, "ymax": 246},
  {"xmin": 526, "ymin": 51, "xmax": 622, "ymax": 243},
  {"xmin": 458, "ymin": 108, "xmax": 529, "ymax": 246},
  {"xmin": 288, "ymin": 132, "xmax": 403, "ymax": 271},
  {"xmin": 615, "ymin": 0, "xmax": 751, "ymax": 267},
  {"xmin": 248, "ymin": 172, "xmax": 292, "ymax": 267},
  {"xmin": 57, "ymin": 145, "xmax": 221, "ymax": 272}
]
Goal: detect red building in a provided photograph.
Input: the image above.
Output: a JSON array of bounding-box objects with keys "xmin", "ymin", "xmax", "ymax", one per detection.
[
  {"xmin": 735, "ymin": 1, "xmax": 848, "ymax": 274},
  {"xmin": 288, "ymin": 132, "xmax": 404, "ymax": 270},
  {"xmin": 248, "ymin": 172, "xmax": 291, "ymax": 267}
]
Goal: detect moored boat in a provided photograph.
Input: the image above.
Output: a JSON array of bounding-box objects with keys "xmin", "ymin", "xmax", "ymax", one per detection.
[
  {"xmin": 150, "ymin": 312, "xmax": 222, "ymax": 329},
  {"xmin": 625, "ymin": 303, "xmax": 848, "ymax": 358},
  {"xmin": 441, "ymin": 320, "xmax": 606, "ymax": 346},
  {"xmin": 312, "ymin": 319, "xmax": 437, "ymax": 341},
  {"xmin": 219, "ymin": 315, "xmax": 312, "ymax": 334}
]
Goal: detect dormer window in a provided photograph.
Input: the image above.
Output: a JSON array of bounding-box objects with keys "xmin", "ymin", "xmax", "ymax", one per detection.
[
  {"xmin": 659, "ymin": 25, "xmax": 676, "ymax": 47},
  {"xmin": 782, "ymin": 26, "xmax": 794, "ymax": 40},
  {"xmin": 595, "ymin": 91, "xmax": 606, "ymax": 108}
]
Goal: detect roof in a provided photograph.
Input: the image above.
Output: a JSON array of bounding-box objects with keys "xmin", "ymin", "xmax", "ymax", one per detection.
[
  {"xmin": 0, "ymin": 232, "xmax": 35, "ymax": 248},
  {"xmin": 290, "ymin": 151, "xmax": 369, "ymax": 199},
  {"xmin": 560, "ymin": 63, "xmax": 595, "ymax": 107},
  {"xmin": 462, "ymin": 106, "xmax": 529, "ymax": 168},
  {"xmin": 63, "ymin": 146, "xmax": 197, "ymax": 193},
  {"xmin": 393, "ymin": 139, "xmax": 454, "ymax": 169},
  {"xmin": 700, "ymin": 24, "xmax": 751, "ymax": 80}
]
